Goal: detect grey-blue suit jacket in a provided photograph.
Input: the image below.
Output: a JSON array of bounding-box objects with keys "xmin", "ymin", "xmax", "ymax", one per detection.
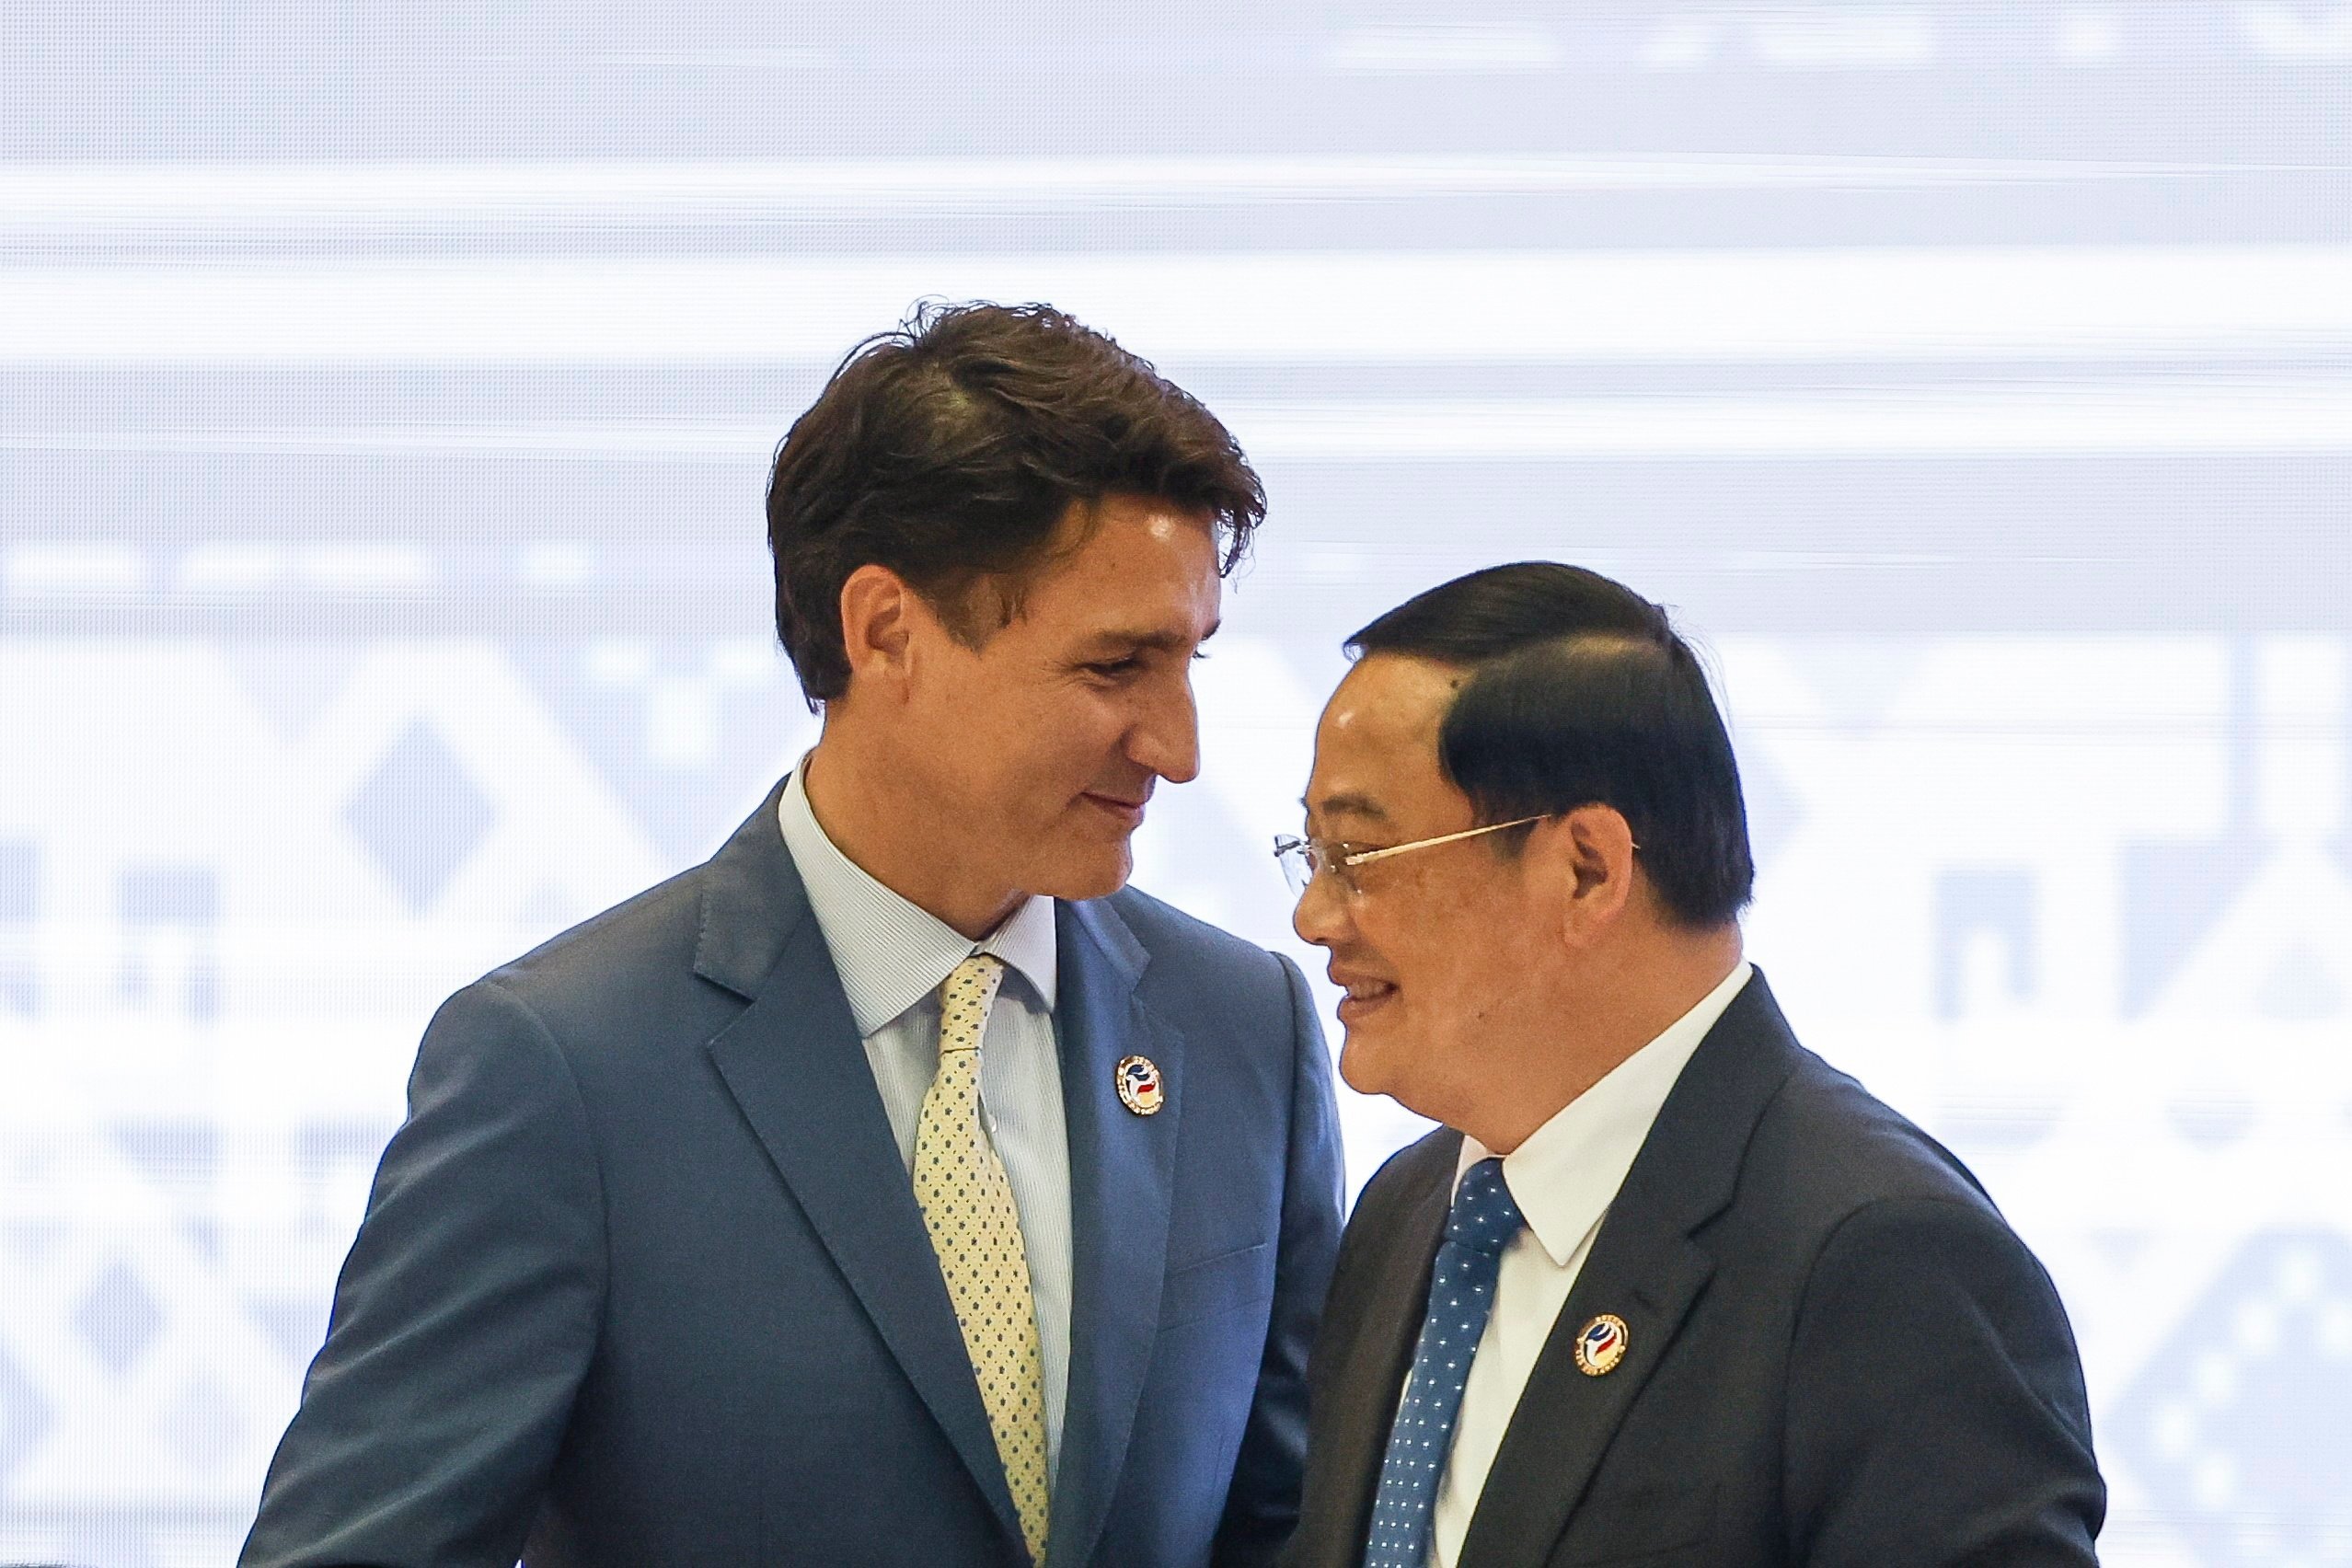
[{"xmin": 242, "ymin": 780, "xmax": 1345, "ymax": 1567}]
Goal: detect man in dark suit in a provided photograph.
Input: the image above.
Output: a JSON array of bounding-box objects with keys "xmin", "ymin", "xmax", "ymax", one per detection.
[
  {"xmin": 1276, "ymin": 563, "xmax": 2102, "ymax": 1568},
  {"xmin": 242, "ymin": 303, "xmax": 1343, "ymax": 1567}
]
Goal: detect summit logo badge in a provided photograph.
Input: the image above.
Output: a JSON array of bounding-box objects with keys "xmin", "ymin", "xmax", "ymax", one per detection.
[
  {"xmin": 1115, "ymin": 1055, "xmax": 1164, "ymax": 1116},
  {"xmin": 1574, "ymin": 1313, "xmax": 1629, "ymax": 1377}
]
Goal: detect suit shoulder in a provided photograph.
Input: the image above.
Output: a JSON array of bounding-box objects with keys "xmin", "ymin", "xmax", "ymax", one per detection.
[
  {"xmin": 469, "ymin": 860, "xmax": 712, "ymax": 1032},
  {"xmin": 1105, "ymin": 882, "xmax": 1292, "ymax": 1001},
  {"xmin": 1742, "ymin": 1044, "xmax": 2002, "ymax": 1236},
  {"xmin": 1355, "ymin": 1125, "xmax": 1459, "ymax": 1217}
]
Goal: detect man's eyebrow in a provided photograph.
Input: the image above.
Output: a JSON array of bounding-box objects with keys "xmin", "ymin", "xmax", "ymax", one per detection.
[
  {"xmin": 1083, "ymin": 620, "xmax": 1221, "ymax": 653},
  {"xmin": 1302, "ymin": 790, "xmax": 1388, "ymax": 822}
]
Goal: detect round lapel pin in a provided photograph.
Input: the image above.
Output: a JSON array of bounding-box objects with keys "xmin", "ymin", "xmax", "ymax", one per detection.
[
  {"xmin": 1574, "ymin": 1313, "xmax": 1630, "ymax": 1377},
  {"xmin": 1114, "ymin": 1055, "xmax": 1164, "ymax": 1116}
]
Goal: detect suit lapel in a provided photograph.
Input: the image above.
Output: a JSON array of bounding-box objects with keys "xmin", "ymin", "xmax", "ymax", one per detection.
[
  {"xmin": 1455, "ymin": 973, "xmax": 1806, "ymax": 1568},
  {"xmin": 1046, "ymin": 896, "xmax": 1182, "ymax": 1568},
  {"xmin": 697, "ymin": 782, "xmax": 1026, "ymax": 1558},
  {"xmin": 1308, "ymin": 1143, "xmax": 1455, "ymax": 1568},
  {"xmin": 1454, "ymin": 1233, "xmax": 1714, "ymax": 1568}
]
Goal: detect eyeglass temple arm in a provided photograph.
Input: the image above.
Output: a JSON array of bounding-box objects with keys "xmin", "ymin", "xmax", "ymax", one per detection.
[{"xmin": 1340, "ymin": 815, "xmax": 1551, "ymax": 867}]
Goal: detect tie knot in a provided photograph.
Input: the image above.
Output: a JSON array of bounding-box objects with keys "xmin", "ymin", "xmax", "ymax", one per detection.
[
  {"xmin": 1446, "ymin": 1158, "xmax": 1524, "ymax": 1257},
  {"xmin": 937, "ymin": 952, "xmax": 1008, "ymax": 1059},
  {"xmin": 948, "ymin": 951, "xmax": 1006, "ymax": 988}
]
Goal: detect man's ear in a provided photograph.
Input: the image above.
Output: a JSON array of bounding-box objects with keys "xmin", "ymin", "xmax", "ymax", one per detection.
[
  {"xmin": 836, "ymin": 564, "xmax": 919, "ymax": 698},
  {"xmin": 1554, "ymin": 804, "xmax": 1639, "ymax": 946}
]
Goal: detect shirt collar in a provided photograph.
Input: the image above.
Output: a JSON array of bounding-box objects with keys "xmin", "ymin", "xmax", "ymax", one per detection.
[
  {"xmin": 776, "ymin": 758, "xmax": 1059, "ymax": 1038},
  {"xmin": 1458, "ymin": 961, "xmax": 1753, "ymax": 1267}
]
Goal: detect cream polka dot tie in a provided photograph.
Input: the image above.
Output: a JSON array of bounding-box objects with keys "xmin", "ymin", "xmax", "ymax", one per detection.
[{"xmin": 914, "ymin": 953, "xmax": 1050, "ymax": 1566}]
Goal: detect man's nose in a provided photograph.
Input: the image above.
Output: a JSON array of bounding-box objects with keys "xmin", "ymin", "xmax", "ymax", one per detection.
[
  {"xmin": 1130, "ymin": 668, "xmax": 1202, "ymax": 784},
  {"xmin": 1292, "ymin": 862, "xmax": 1349, "ymax": 949}
]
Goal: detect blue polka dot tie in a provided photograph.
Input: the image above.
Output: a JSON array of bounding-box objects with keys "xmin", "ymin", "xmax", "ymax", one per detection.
[{"xmin": 1363, "ymin": 1157, "xmax": 1525, "ymax": 1568}]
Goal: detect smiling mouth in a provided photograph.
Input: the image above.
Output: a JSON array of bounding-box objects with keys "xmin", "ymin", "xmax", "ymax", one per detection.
[{"xmin": 1334, "ymin": 977, "xmax": 1398, "ymax": 1021}]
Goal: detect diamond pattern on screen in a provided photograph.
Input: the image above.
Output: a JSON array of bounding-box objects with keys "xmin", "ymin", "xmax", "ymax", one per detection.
[
  {"xmin": 0, "ymin": 1340, "xmax": 57, "ymax": 1487},
  {"xmin": 243, "ymin": 1295, "xmax": 333, "ymax": 1366},
  {"xmin": 506, "ymin": 637, "xmax": 813, "ymax": 860},
  {"xmin": 72, "ymin": 1258, "xmax": 165, "ymax": 1377},
  {"xmin": 160, "ymin": 1377, "xmax": 245, "ymax": 1470},
  {"xmin": 3, "ymin": 431, "xmax": 2348, "ymax": 1568},
  {"xmin": 2110, "ymin": 1230, "xmax": 2352, "ymax": 1565},
  {"xmin": 342, "ymin": 720, "xmax": 498, "ymax": 911},
  {"xmin": 2117, "ymin": 836, "xmax": 2262, "ymax": 1020},
  {"xmin": 2255, "ymin": 945, "xmax": 2340, "ymax": 1020}
]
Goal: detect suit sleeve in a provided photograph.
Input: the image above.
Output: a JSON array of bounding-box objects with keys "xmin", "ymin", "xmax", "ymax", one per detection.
[
  {"xmin": 1211, "ymin": 951, "xmax": 1345, "ymax": 1568},
  {"xmin": 1783, "ymin": 1195, "xmax": 2105, "ymax": 1566},
  {"xmin": 241, "ymin": 978, "xmax": 606, "ymax": 1568}
]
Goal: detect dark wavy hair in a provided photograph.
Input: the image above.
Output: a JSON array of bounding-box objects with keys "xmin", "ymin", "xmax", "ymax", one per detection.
[
  {"xmin": 1347, "ymin": 562, "xmax": 1755, "ymax": 928},
  {"xmin": 765, "ymin": 301, "xmax": 1266, "ymax": 706}
]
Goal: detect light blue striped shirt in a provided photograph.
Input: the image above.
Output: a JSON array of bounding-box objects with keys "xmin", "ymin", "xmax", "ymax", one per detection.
[{"xmin": 776, "ymin": 762, "xmax": 1073, "ymax": 1477}]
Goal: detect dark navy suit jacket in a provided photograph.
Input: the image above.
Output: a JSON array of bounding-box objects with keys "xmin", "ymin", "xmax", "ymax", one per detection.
[
  {"xmin": 243, "ymin": 780, "xmax": 1344, "ymax": 1567},
  {"xmin": 1285, "ymin": 973, "xmax": 2103, "ymax": 1568}
]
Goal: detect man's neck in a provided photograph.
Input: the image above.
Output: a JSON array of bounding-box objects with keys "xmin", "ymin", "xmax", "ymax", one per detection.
[
  {"xmin": 800, "ymin": 731, "xmax": 1023, "ymax": 941},
  {"xmin": 1463, "ymin": 928, "xmax": 1745, "ymax": 1155}
]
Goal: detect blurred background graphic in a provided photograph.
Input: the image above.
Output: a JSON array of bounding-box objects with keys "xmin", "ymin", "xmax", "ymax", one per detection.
[{"xmin": 3, "ymin": 2, "xmax": 2349, "ymax": 1562}]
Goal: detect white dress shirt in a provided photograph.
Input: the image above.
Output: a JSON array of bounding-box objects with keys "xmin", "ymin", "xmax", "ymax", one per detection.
[
  {"xmin": 1426, "ymin": 961, "xmax": 1755, "ymax": 1568},
  {"xmin": 776, "ymin": 763, "xmax": 1074, "ymax": 1477}
]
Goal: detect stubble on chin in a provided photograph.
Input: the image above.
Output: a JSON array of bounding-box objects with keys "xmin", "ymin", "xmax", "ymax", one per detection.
[
  {"xmin": 1078, "ymin": 842, "xmax": 1136, "ymax": 901},
  {"xmin": 1023, "ymin": 832, "xmax": 1134, "ymax": 905}
]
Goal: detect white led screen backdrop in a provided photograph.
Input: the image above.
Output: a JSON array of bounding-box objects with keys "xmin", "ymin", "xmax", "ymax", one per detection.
[{"xmin": 3, "ymin": 4, "xmax": 2350, "ymax": 1562}]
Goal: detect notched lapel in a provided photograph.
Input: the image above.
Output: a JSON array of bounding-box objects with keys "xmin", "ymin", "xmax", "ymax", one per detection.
[
  {"xmin": 701, "ymin": 816, "xmax": 1026, "ymax": 1559},
  {"xmin": 1048, "ymin": 897, "xmax": 1182, "ymax": 1568},
  {"xmin": 1456, "ymin": 1232, "xmax": 1714, "ymax": 1568},
  {"xmin": 693, "ymin": 778, "xmax": 801, "ymax": 1000},
  {"xmin": 1311, "ymin": 1158, "xmax": 1454, "ymax": 1568},
  {"xmin": 1454, "ymin": 974, "xmax": 1805, "ymax": 1568}
]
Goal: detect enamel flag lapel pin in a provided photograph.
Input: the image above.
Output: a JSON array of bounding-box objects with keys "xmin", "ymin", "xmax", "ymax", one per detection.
[
  {"xmin": 1114, "ymin": 1055, "xmax": 1164, "ymax": 1115},
  {"xmin": 1574, "ymin": 1313, "xmax": 1629, "ymax": 1376}
]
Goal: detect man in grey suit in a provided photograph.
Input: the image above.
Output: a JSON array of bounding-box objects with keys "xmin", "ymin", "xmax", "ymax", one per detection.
[{"xmin": 243, "ymin": 303, "xmax": 1344, "ymax": 1567}]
